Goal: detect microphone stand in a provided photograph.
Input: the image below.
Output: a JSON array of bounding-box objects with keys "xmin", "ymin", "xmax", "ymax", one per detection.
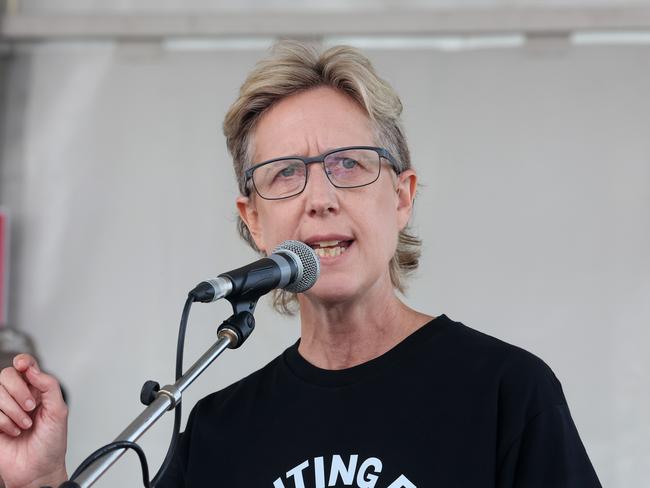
[{"xmin": 57, "ymin": 310, "xmax": 255, "ymax": 488}]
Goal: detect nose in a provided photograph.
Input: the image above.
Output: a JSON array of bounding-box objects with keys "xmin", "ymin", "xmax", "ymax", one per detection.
[{"xmin": 304, "ymin": 162, "xmax": 339, "ymax": 217}]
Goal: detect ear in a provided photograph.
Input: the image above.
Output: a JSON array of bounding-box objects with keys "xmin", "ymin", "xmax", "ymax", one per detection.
[
  {"xmin": 395, "ymin": 169, "xmax": 417, "ymax": 231},
  {"xmin": 236, "ymin": 195, "xmax": 267, "ymax": 253}
]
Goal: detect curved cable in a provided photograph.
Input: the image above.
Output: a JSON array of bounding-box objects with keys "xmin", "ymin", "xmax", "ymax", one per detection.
[
  {"xmin": 69, "ymin": 440, "xmax": 150, "ymax": 487},
  {"xmin": 66, "ymin": 296, "xmax": 194, "ymax": 488},
  {"xmin": 150, "ymin": 295, "xmax": 193, "ymax": 486}
]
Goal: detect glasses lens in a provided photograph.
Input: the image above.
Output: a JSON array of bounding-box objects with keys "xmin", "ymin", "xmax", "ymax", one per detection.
[
  {"xmin": 323, "ymin": 148, "xmax": 380, "ymax": 188},
  {"xmin": 252, "ymin": 159, "xmax": 306, "ymax": 199}
]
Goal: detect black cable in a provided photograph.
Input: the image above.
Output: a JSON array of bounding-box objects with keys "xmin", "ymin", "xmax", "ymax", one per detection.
[
  {"xmin": 64, "ymin": 296, "xmax": 194, "ymax": 488},
  {"xmin": 150, "ymin": 294, "xmax": 193, "ymax": 486},
  {"xmin": 69, "ymin": 440, "xmax": 150, "ymax": 487}
]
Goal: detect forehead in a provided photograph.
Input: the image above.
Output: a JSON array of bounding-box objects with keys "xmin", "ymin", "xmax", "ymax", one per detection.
[{"xmin": 251, "ymin": 86, "xmax": 375, "ymax": 163}]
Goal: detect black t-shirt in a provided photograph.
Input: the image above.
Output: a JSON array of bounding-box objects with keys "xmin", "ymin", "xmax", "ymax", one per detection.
[{"xmin": 158, "ymin": 314, "xmax": 601, "ymax": 487}]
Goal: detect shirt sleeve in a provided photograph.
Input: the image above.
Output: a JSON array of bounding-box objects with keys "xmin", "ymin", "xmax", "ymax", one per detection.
[
  {"xmin": 496, "ymin": 403, "xmax": 602, "ymax": 487},
  {"xmin": 494, "ymin": 348, "xmax": 602, "ymax": 488}
]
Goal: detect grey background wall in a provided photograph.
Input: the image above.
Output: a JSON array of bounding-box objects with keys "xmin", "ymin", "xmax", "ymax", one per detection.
[{"xmin": 0, "ymin": 33, "xmax": 648, "ymax": 488}]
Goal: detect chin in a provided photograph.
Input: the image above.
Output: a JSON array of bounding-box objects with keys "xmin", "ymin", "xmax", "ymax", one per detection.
[{"xmin": 302, "ymin": 280, "xmax": 361, "ymax": 306}]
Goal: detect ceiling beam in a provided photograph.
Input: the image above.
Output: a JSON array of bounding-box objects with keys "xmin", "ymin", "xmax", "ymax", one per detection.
[{"xmin": 2, "ymin": 7, "xmax": 650, "ymax": 41}]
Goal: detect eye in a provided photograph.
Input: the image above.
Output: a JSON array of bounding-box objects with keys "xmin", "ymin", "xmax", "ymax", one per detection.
[
  {"xmin": 341, "ymin": 158, "xmax": 358, "ymax": 169},
  {"xmin": 279, "ymin": 166, "xmax": 296, "ymax": 177},
  {"xmin": 272, "ymin": 161, "xmax": 304, "ymax": 180}
]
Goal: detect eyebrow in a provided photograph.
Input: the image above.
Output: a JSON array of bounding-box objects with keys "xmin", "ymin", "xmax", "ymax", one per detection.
[{"xmin": 257, "ymin": 146, "xmax": 359, "ymax": 163}]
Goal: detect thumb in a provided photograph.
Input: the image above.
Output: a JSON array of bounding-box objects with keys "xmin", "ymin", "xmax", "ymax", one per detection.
[{"xmin": 24, "ymin": 366, "xmax": 66, "ymax": 416}]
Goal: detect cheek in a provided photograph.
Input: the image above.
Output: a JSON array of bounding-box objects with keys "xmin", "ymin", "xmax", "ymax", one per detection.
[
  {"xmin": 257, "ymin": 204, "xmax": 301, "ymax": 249},
  {"xmin": 361, "ymin": 220, "xmax": 399, "ymax": 268},
  {"xmin": 358, "ymin": 195, "xmax": 400, "ymax": 259}
]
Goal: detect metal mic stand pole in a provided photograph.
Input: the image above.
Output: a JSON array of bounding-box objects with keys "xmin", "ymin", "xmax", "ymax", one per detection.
[{"xmin": 62, "ymin": 311, "xmax": 255, "ymax": 488}]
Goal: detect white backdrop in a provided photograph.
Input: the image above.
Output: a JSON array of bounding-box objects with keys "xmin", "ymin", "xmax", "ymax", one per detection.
[{"xmin": 1, "ymin": 39, "xmax": 648, "ymax": 487}]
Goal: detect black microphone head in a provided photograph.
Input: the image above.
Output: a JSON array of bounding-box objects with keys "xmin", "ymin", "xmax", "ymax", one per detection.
[{"xmin": 273, "ymin": 240, "xmax": 320, "ymax": 293}]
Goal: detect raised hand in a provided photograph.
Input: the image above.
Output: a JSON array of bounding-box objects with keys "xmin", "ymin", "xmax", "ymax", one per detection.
[{"xmin": 0, "ymin": 354, "xmax": 68, "ymax": 488}]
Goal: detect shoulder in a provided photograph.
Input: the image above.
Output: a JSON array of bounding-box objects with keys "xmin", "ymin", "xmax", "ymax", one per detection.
[
  {"xmin": 439, "ymin": 316, "xmax": 573, "ymax": 458},
  {"xmin": 440, "ymin": 315, "xmax": 549, "ymax": 363},
  {"xmin": 438, "ymin": 315, "xmax": 567, "ymax": 407}
]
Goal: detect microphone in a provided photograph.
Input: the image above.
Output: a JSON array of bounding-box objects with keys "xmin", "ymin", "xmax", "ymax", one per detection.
[{"xmin": 188, "ymin": 240, "xmax": 320, "ymax": 304}]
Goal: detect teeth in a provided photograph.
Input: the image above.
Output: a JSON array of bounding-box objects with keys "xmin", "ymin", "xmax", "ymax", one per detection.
[
  {"xmin": 314, "ymin": 246, "xmax": 347, "ymax": 258},
  {"xmin": 316, "ymin": 240, "xmax": 340, "ymax": 248}
]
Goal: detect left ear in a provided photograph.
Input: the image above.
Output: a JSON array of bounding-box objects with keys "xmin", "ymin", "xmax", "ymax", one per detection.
[{"xmin": 395, "ymin": 169, "xmax": 417, "ymax": 231}]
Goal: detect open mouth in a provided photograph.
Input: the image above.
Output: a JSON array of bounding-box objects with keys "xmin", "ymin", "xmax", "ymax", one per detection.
[{"xmin": 307, "ymin": 239, "xmax": 354, "ymax": 258}]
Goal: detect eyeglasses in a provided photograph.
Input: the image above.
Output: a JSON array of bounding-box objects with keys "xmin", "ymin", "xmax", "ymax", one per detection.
[{"xmin": 244, "ymin": 146, "xmax": 401, "ymax": 200}]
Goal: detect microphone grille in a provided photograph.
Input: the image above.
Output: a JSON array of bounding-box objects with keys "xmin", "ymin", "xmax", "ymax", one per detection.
[{"xmin": 273, "ymin": 240, "xmax": 320, "ymax": 293}]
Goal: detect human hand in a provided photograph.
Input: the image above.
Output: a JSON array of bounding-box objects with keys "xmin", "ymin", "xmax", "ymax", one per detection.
[{"xmin": 0, "ymin": 354, "xmax": 68, "ymax": 488}]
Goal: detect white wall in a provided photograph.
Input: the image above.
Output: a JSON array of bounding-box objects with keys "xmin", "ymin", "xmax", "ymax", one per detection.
[{"xmin": 0, "ymin": 39, "xmax": 648, "ymax": 487}]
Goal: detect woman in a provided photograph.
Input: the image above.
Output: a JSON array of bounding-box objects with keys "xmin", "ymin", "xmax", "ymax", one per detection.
[{"xmin": 0, "ymin": 41, "xmax": 600, "ymax": 487}]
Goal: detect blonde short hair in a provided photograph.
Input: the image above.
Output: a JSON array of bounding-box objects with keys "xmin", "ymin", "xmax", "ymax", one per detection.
[{"xmin": 223, "ymin": 40, "xmax": 421, "ymax": 314}]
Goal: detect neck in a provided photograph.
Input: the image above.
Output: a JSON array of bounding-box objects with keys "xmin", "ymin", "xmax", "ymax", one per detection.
[{"xmin": 296, "ymin": 280, "xmax": 433, "ymax": 370}]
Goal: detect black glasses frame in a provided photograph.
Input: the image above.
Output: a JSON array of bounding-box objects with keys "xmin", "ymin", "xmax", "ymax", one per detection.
[{"xmin": 244, "ymin": 146, "xmax": 401, "ymax": 200}]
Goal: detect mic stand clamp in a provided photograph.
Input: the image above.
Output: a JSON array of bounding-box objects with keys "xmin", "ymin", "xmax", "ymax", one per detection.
[{"xmin": 218, "ymin": 311, "xmax": 255, "ymax": 349}]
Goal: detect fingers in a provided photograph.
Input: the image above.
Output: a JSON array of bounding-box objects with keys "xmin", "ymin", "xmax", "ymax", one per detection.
[
  {"xmin": 0, "ymin": 409, "xmax": 22, "ymax": 437},
  {"xmin": 1, "ymin": 355, "xmax": 67, "ymax": 428},
  {"xmin": 0, "ymin": 384, "xmax": 32, "ymax": 435},
  {"xmin": 23, "ymin": 367, "xmax": 67, "ymax": 418},
  {"xmin": 0, "ymin": 365, "xmax": 37, "ymax": 436},
  {"xmin": 12, "ymin": 354, "xmax": 63, "ymax": 406},
  {"xmin": 12, "ymin": 353, "xmax": 40, "ymax": 373},
  {"xmin": 0, "ymin": 366, "xmax": 37, "ymax": 413}
]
